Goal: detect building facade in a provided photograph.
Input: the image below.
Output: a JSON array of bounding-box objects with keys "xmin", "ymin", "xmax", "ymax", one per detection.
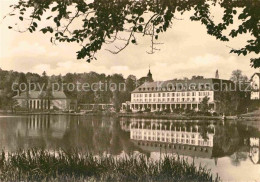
[
  {"xmin": 13, "ymin": 91, "xmax": 77, "ymax": 111},
  {"xmin": 250, "ymin": 73, "xmax": 260, "ymax": 100},
  {"xmin": 127, "ymin": 78, "xmax": 234, "ymax": 112}
]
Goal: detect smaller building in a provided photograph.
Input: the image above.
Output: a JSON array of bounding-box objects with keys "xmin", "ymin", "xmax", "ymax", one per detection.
[
  {"xmin": 13, "ymin": 91, "xmax": 76, "ymax": 111},
  {"xmin": 250, "ymin": 73, "xmax": 260, "ymax": 100}
]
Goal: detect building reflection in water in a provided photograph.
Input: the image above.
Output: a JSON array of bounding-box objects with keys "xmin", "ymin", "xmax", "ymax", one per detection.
[
  {"xmin": 125, "ymin": 118, "xmax": 215, "ymax": 159},
  {"xmin": 18, "ymin": 115, "xmax": 68, "ymax": 139},
  {"xmin": 120, "ymin": 118, "xmax": 260, "ymax": 167},
  {"xmin": 249, "ymin": 137, "xmax": 260, "ymax": 164}
]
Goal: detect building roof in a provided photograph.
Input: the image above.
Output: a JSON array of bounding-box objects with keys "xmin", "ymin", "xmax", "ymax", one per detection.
[
  {"xmin": 251, "ymin": 73, "xmax": 260, "ymax": 80},
  {"xmin": 13, "ymin": 91, "xmax": 68, "ymax": 99},
  {"xmin": 132, "ymin": 78, "xmax": 234, "ymax": 93}
]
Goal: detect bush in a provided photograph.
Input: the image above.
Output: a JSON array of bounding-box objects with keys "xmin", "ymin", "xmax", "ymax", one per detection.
[
  {"xmin": 144, "ymin": 108, "xmax": 151, "ymax": 112},
  {"xmin": 204, "ymin": 112, "xmax": 212, "ymax": 116},
  {"xmin": 212, "ymin": 112, "xmax": 219, "ymax": 116},
  {"xmin": 154, "ymin": 111, "xmax": 163, "ymax": 115},
  {"xmin": 126, "ymin": 108, "xmax": 132, "ymax": 113},
  {"xmin": 164, "ymin": 108, "xmax": 171, "ymax": 113},
  {"xmin": 185, "ymin": 110, "xmax": 196, "ymax": 116}
]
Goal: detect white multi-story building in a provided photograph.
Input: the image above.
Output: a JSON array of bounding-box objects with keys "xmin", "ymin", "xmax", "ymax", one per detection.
[
  {"xmin": 128, "ymin": 78, "xmax": 234, "ymax": 112},
  {"xmin": 250, "ymin": 73, "xmax": 260, "ymax": 100}
]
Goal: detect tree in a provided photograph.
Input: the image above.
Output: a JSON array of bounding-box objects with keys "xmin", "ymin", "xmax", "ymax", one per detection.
[
  {"xmin": 5, "ymin": 0, "xmax": 260, "ymax": 67},
  {"xmin": 110, "ymin": 74, "xmax": 125, "ymax": 112},
  {"xmin": 230, "ymin": 69, "xmax": 248, "ymax": 83},
  {"xmin": 229, "ymin": 70, "xmax": 250, "ymax": 113},
  {"xmin": 217, "ymin": 92, "xmax": 234, "ymax": 115},
  {"xmin": 200, "ymin": 96, "xmax": 210, "ymax": 113},
  {"xmin": 125, "ymin": 75, "xmax": 137, "ymax": 92},
  {"xmin": 17, "ymin": 73, "xmax": 28, "ymax": 95},
  {"xmin": 41, "ymin": 71, "xmax": 49, "ymax": 90},
  {"xmin": 191, "ymin": 75, "xmax": 204, "ymax": 80}
]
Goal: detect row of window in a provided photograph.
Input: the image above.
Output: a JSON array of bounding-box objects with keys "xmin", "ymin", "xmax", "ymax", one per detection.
[
  {"xmin": 138, "ymin": 84, "xmax": 212, "ymax": 92},
  {"xmin": 131, "ymin": 135, "xmax": 212, "ymax": 146},
  {"xmin": 132, "ymin": 131, "xmax": 205, "ymax": 139},
  {"xmin": 133, "ymin": 91, "xmax": 212, "ymax": 98},
  {"xmin": 132, "ymin": 97, "xmax": 209, "ymax": 103}
]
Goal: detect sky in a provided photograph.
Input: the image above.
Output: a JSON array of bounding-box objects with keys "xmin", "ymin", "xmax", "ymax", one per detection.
[{"xmin": 0, "ymin": 0, "xmax": 257, "ymax": 81}]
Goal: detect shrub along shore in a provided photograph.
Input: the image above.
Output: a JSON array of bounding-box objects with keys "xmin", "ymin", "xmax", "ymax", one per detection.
[{"xmin": 0, "ymin": 149, "xmax": 220, "ymax": 182}]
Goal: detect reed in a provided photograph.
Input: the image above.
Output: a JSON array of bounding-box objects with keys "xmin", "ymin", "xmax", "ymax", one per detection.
[{"xmin": 0, "ymin": 149, "xmax": 219, "ymax": 182}]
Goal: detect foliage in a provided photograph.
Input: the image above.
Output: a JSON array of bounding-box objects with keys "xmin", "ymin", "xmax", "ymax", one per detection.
[
  {"xmin": 4, "ymin": 0, "xmax": 260, "ymax": 67},
  {"xmin": 200, "ymin": 96, "xmax": 210, "ymax": 113},
  {"xmin": 0, "ymin": 149, "xmax": 220, "ymax": 182},
  {"xmin": 230, "ymin": 69, "xmax": 248, "ymax": 83},
  {"xmin": 0, "ymin": 68, "xmax": 137, "ymax": 111},
  {"xmin": 144, "ymin": 108, "xmax": 151, "ymax": 112},
  {"xmin": 191, "ymin": 75, "xmax": 204, "ymax": 80}
]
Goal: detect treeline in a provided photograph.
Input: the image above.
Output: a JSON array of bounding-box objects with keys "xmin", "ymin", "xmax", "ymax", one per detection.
[
  {"xmin": 0, "ymin": 68, "xmax": 253, "ymax": 114},
  {"xmin": 0, "ymin": 68, "xmax": 138, "ymax": 111}
]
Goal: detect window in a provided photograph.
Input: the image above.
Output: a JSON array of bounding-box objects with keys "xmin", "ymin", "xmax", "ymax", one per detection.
[{"xmin": 172, "ymin": 93, "xmax": 175, "ymax": 97}]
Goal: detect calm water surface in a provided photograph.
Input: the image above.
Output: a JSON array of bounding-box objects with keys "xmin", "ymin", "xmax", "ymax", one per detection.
[{"xmin": 0, "ymin": 115, "xmax": 260, "ymax": 181}]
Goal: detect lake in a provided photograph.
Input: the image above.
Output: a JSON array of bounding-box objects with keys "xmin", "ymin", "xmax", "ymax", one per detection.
[{"xmin": 0, "ymin": 115, "xmax": 260, "ymax": 181}]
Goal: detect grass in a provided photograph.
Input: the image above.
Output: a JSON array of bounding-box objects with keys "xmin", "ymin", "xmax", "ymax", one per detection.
[{"xmin": 0, "ymin": 149, "xmax": 220, "ymax": 182}]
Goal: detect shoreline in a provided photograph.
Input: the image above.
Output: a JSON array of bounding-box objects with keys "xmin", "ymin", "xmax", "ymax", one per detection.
[
  {"xmin": 1, "ymin": 111, "xmax": 257, "ymax": 121},
  {"xmin": 117, "ymin": 113, "xmax": 223, "ymax": 120}
]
